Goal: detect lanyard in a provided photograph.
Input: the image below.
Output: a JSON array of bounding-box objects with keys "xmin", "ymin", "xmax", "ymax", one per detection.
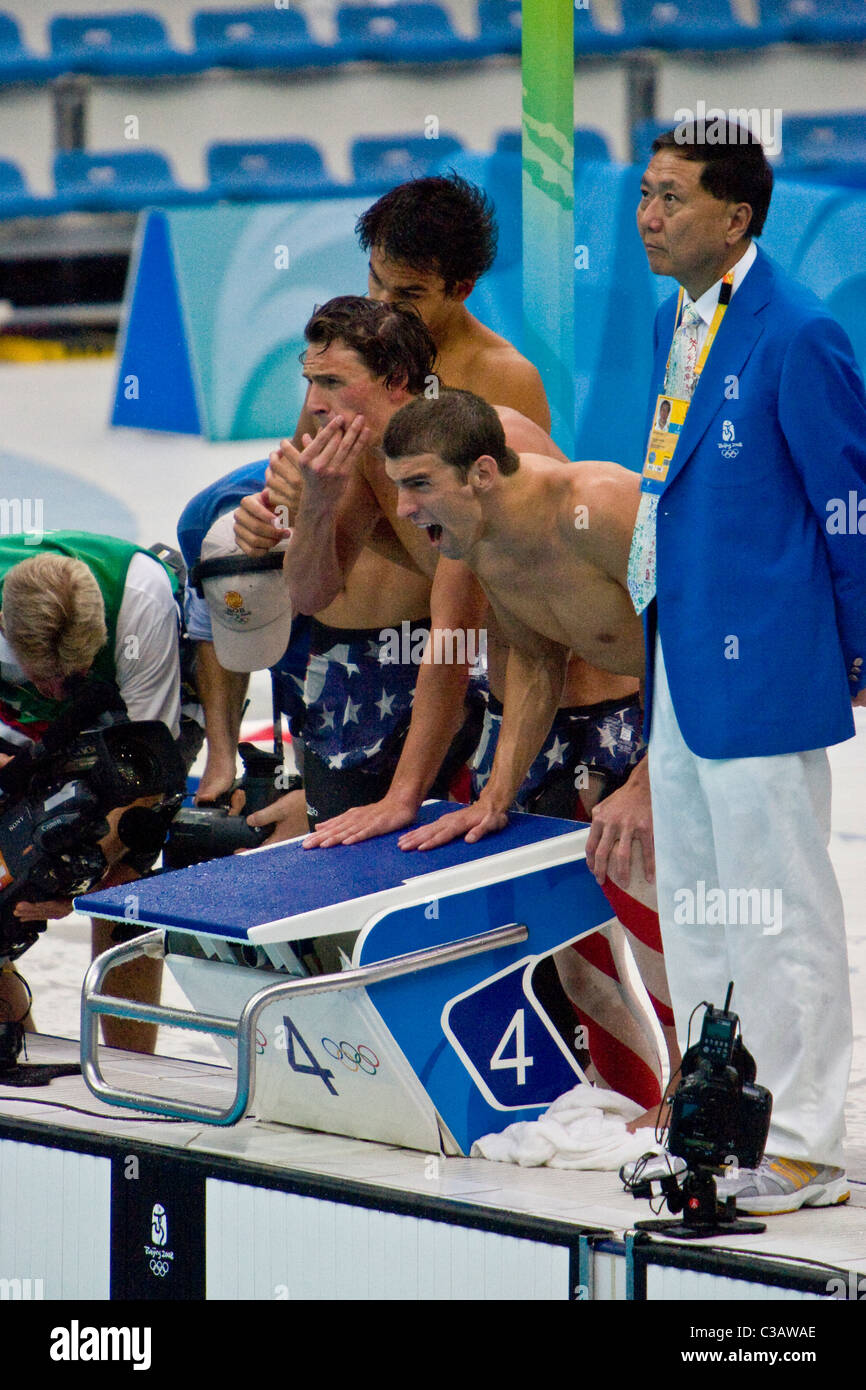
[
  {"xmin": 665, "ymin": 270, "xmax": 735, "ymax": 390},
  {"xmin": 639, "ymin": 270, "xmax": 736, "ymax": 498}
]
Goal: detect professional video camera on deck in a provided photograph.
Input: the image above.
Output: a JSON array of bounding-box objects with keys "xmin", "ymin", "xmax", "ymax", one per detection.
[
  {"xmin": 162, "ymin": 740, "xmax": 290, "ymax": 870},
  {"xmin": 624, "ymin": 985, "xmax": 773, "ymax": 1238},
  {"xmin": 0, "ymin": 681, "xmax": 187, "ymax": 963}
]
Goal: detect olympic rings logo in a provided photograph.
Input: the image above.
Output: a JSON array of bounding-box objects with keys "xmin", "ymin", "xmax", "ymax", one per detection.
[
  {"xmin": 321, "ymin": 1038, "xmax": 380, "ymax": 1075},
  {"xmin": 718, "ymin": 446, "xmax": 741, "ymax": 459},
  {"xmin": 149, "ymin": 1258, "xmax": 169, "ymax": 1278}
]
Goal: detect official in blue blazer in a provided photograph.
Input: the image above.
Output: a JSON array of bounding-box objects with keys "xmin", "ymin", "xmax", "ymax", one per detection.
[{"xmin": 621, "ymin": 122, "xmax": 866, "ymax": 1215}]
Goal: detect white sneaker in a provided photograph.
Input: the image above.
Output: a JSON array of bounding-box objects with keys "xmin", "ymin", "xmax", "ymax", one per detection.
[{"xmin": 714, "ymin": 1157, "xmax": 850, "ymax": 1215}]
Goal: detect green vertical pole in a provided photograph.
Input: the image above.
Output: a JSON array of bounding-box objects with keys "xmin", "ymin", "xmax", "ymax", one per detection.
[{"xmin": 522, "ymin": 0, "xmax": 575, "ymax": 456}]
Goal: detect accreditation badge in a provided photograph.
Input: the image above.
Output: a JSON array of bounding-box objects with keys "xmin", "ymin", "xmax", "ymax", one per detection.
[{"xmin": 640, "ymin": 394, "xmax": 688, "ymax": 496}]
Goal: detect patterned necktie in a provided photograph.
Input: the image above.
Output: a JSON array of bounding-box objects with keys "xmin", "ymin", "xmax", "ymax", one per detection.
[{"xmin": 627, "ymin": 301, "xmax": 704, "ymax": 614}]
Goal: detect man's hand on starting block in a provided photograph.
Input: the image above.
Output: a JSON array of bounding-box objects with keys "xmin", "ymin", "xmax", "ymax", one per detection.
[
  {"xmin": 302, "ymin": 791, "xmax": 420, "ymax": 848},
  {"xmin": 397, "ymin": 799, "xmax": 509, "ymax": 851}
]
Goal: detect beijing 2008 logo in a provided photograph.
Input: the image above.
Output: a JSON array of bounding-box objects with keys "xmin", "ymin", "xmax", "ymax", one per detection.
[
  {"xmin": 144, "ymin": 1201, "xmax": 175, "ymax": 1279},
  {"xmin": 718, "ymin": 419, "xmax": 742, "ymax": 459}
]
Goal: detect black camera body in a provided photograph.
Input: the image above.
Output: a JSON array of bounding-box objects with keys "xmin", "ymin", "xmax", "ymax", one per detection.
[
  {"xmin": 668, "ymin": 1001, "xmax": 772, "ymax": 1173},
  {"xmin": 162, "ymin": 742, "xmax": 292, "ymax": 871},
  {"xmin": 0, "ymin": 697, "xmax": 186, "ymax": 961}
]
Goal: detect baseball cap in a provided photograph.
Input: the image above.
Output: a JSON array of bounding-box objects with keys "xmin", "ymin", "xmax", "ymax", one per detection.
[{"xmin": 192, "ymin": 512, "xmax": 293, "ymax": 672}]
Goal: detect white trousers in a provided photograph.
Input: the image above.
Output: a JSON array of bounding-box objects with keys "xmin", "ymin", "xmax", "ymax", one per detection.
[{"xmin": 649, "ymin": 638, "xmax": 852, "ymax": 1167}]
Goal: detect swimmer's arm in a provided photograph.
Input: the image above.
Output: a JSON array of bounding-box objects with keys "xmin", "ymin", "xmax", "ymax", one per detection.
[
  {"xmin": 363, "ymin": 517, "xmax": 426, "ymax": 575},
  {"xmin": 234, "ymin": 401, "xmax": 319, "ymax": 556},
  {"xmin": 472, "ymin": 619, "xmax": 568, "ymax": 817},
  {"xmin": 303, "ymin": 558, "xmax": 487, "ymax": 847},
  {"xmin": 281, "ymin": 417, "xmax": 377, "ymax": 614},
  {"xmin": 388, "ymin": 560, "xmax": 488, "ymax": 803},
  {"xmin": 399, "ymin": 607, "xmax": 568, "ymax": 850}
]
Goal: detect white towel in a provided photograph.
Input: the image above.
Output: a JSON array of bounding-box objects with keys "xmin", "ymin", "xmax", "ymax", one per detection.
[{"xmin": 469, "ymin": 1085, "xmax": 664, "ymax": 1170}]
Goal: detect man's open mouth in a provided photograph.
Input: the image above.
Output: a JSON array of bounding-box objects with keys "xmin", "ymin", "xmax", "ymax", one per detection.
[{"xmin": 426, "ymin": 524, "xmax": 442, "ymax": 543}]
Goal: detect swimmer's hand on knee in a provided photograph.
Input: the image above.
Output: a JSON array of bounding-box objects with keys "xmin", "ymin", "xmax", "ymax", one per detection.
[
  {"xmin": 302, "ymin": 792, "xmax": 419, "ymax": 849},
  {"xmin": 397, "ymin": 800, "xmax": 509, "ymax": 852}
]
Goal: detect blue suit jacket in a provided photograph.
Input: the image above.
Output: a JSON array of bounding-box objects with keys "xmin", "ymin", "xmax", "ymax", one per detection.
[{"xmin": 644, "ymin": 245, "xmax": 866, "ymax": 758}]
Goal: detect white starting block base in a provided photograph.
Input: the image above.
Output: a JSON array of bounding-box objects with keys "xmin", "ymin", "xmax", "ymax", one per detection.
[{"xmin": 2, "ymin": 1035, "xmax": 865, "ymax": 1303}]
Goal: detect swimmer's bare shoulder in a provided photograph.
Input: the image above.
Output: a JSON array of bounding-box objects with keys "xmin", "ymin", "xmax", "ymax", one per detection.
[
  {"xmin": 497, "ymin": 405, "xmax": 567, "ymax": 461},
  {"xmin": 449, "ymin": 321, "xmax": 551, "ymax": 432},
  {"xmin": 558, "ymin": 460, "xmax": 642, "ymax": 586}
]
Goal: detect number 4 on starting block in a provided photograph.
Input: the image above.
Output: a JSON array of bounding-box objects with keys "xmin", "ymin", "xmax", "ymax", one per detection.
[{"xmin": 442, "ymin": 958, "xmax": 584, "ymax": 1111}]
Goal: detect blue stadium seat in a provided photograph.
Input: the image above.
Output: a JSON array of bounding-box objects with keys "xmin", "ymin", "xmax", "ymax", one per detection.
[
  {"xmin": 777, "ymin": 112, "xmax": 866, "ymax": 190},
  {"xmin": 0, "ymin": 12, "xmax": 60, "ymax": 83},
  {"xmin": 574, "ymin": 2, "xmax": 632, "ymax": 55},
  {"xmin": 206, "ymin": 140, "xmax": 344, "ymax": 200},
  {"xmin": 53, "ymin": 149, "xmax": 198, "ymax": 211},
  {"xmin": 350, "ymin": 133, "xmax": 465, "ymax": 190},
  {"xmin": 49, "ymin": 11, "xmax": 199, "ymax": 77},
  {"xmin": 0, "ymin": 158, "xmax": 62, "ymax": 218},
  {"xmin": 495, "ymin": 127, "xmax": 612, "ymax": 161},
  {"xmin": 192, "ymin": 7, "xmax": 332, "ymax": 71},
  {"xmin": 757, "ymin": 0, "xmax": 866, "ymax": 45},
  {"xmin": 335, "ymin": 4, "xmax": 470, "ymax": 64},
  {"xmin": 476, "ymin": 0, "xmax": 521, "ymax": 55},
  {"xmin": 620, "ymin": 0, "xmax": 763, "ymax": 50}
]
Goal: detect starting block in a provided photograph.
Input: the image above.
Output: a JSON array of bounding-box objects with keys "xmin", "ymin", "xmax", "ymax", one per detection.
[{"xmin": 77, "ymin": 803, "xmax": 630, "ymax": 1155}]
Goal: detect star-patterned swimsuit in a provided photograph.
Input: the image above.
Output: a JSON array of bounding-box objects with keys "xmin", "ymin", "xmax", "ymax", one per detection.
[
  {"xmin": 298, "ymin": 617, "xmax": 430, "ymax": 823},
  {"xmin": 470, "ymin": 690, "xmax": 646, "ymax": 819}
]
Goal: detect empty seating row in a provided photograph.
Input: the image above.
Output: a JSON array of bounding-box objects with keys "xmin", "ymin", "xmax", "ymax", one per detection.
[
  {"xmin": 0, "ymin": 4, "xmax": 617, "ymax": 85},
  {"xmin": 0, "ymin": 128, "xmax": 613, "ymax": 218},
  {"xmin": 8, "ymin": 107, "xmax": 866, "ymax": 221},
  {"xmin": 4, "ymin": 1, "xmax": 866, "ymax": 87}
]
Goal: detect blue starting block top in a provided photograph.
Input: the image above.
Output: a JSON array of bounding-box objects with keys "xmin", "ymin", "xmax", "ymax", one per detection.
[{"xmin": 76, "ymin": 803, "xmax": 584, "ymax": 941}]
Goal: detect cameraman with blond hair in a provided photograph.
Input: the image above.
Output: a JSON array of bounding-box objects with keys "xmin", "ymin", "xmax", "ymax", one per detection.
[{"xmin": 0, "ymin": 531, "xmax": 192, "ymax": 1053}]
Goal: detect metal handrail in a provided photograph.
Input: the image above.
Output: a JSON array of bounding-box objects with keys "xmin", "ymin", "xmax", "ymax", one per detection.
[{"xmin": 80, "ymin": 921, "xmax": 528, "ymax": 1125}]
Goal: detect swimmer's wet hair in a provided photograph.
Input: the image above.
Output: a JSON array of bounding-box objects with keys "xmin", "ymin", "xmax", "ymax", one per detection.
[
  {"xmin": 356, "ymin": 172, "xmax": 497, "ymax": 293},
  {"xmin": 303, "ymin": 296, "xmax": 436, "ymax": 395},
  {"xmin": 383, "ymin": 389, "xmax": 519, "ymax": 478}
]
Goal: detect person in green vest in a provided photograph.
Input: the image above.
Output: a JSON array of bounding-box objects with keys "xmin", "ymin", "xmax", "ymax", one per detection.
[{"xmin": 0, "ymin": 531, "xmax": 193, "ymax": 1054}]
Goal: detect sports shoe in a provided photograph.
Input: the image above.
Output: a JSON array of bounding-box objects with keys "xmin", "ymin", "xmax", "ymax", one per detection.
[
  {"xmin": 714, "ymin": 1157, "xmax": 850, "ymax": 1215},
  {"xmin": 620, "ymin": 1150, "xmax": 687, "ymax": 1193}
]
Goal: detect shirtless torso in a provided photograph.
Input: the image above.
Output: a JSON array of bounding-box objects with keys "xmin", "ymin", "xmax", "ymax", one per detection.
[{"xmin": 465, "ymin": 458, "xmax": 644, "ymax": 680}]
